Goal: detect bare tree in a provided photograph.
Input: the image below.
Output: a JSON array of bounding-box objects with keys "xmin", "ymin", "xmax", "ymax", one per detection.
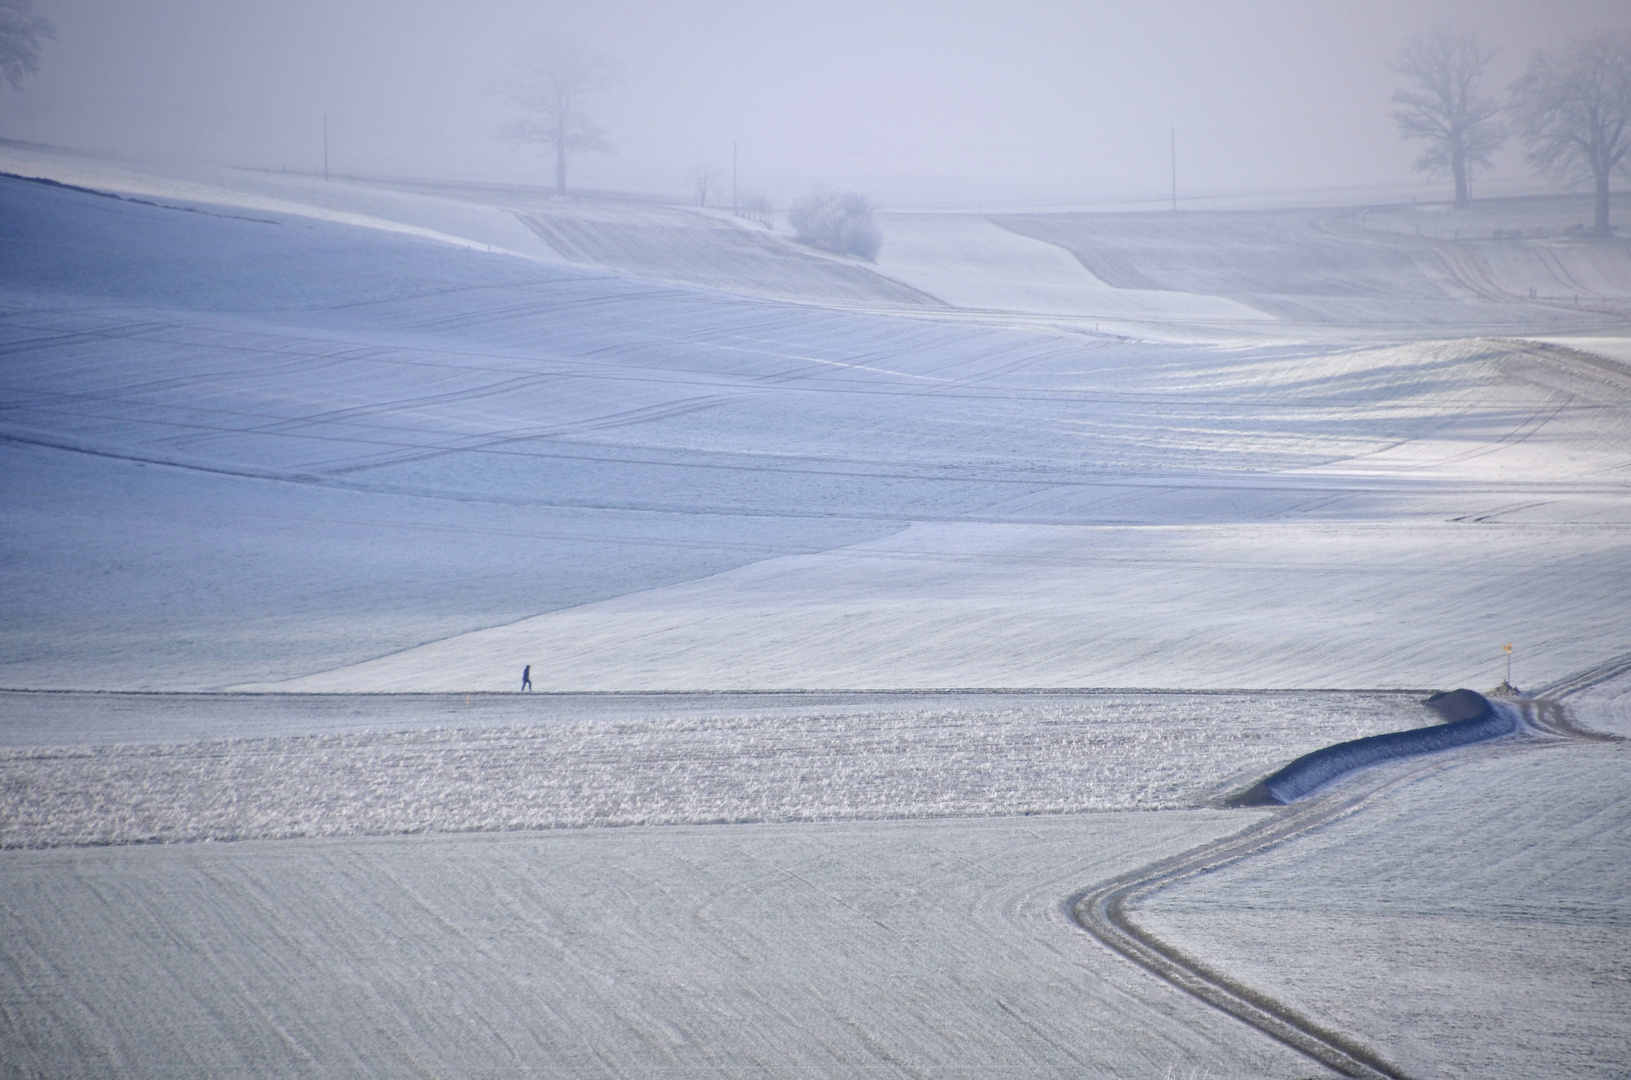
[
  {"xmin": 1390, "ymin": 26, "xmax": 1506, "ymax": 208},
  {"xmin": 496, "ymin": 40, "xmax": 618, "ymax": 196},
  {"xmin": 688, "ymin": 162, "xmax": 722, "ymax": 207},
  {"xmin": 0, "ymin": 0, "xmax": 53, "ymax": 100},
  {"xmin": 1509, "ymin": 32, "xmax": 1631, "ymax": 237}
]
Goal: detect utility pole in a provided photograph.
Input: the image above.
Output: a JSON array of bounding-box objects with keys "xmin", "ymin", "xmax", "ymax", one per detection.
[
  {"xmin": 323, "ymin": 115, "xmax": 329, "ymax": 182},
  {"xmin": 1170, "ymin": 127, "xmax": 1176, "ymax": 212},
  {"xmin": 732, "ymin": 142, "xmax": 738, "ymax": 215}
]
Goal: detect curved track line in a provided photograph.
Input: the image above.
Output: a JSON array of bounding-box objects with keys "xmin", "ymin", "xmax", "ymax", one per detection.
[
  {"xmin": 1067, "ymin": 664, "xmax": 1628, "ymax": 1078},
  {"xmin": 1534, "ymin": 650, "xmax": 1631, "ymax": 703},
  {"xmin": 1069, "ymin": 772, "xmax": 1428, "ymax": 1078}
]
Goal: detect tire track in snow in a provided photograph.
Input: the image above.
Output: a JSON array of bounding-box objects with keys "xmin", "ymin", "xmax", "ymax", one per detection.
[
  {"xmin": 1067, "ymin": 661, "xmax": 1627, "ymax": 1079},
  {"xmin": 1069, "ymin": 775, "xmax": 1423, "ymax": 1078}
]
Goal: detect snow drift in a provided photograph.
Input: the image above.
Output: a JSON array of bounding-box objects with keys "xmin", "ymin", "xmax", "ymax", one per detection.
[{"xmin": 1231, "ymin": 689, "xmax": 1517, "ymax": 805}]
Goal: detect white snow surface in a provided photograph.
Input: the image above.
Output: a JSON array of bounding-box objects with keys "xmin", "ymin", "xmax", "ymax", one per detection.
[
  {"xmin": 265, "ymin": 517, "xmax": 1630, "ymax": 694},
  {"xmin": 1522, "ymin": 334, "xmax": 1631, "ymax": 369},
  {"xmin": 0, "ymin": 812, "xmax": 1320, "ymax": 1079},
  {"xmin": 0, "ymin": 690, "xmax": 1426, "ymax": 847},
  {"xmin": 0, "ymin": 142, "xmax": 563, "ymax": 261},
  {"xmin": 3, "ymin": 148, "xmax": 1629, "ymax": 1079},
  {"xmin": 998, "ymin": 201, "xmax": 1631, "ymax": 329},
  {"xmin": 870, "ymin": 213, "xmax": 1273, "ymax": 321},
  {"xmin": 3, "ymin": 158, "xmax": 1629, "ymax": 693},
  {"xmin": 516, "ymin": 199, "xmax": 939, "ymax": 306},
  {"xmin": 1567, "ymin": 673, "xmax": 1631, "ymax": 738},
  {"xmin": 1135, "ymin": 734, "xmax": 1631, "ymax": 1079}
]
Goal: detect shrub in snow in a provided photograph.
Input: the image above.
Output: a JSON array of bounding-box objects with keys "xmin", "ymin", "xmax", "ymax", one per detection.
[{"xmin": 788, "ymin": 186, "xmax": 882, "ymax": 260}]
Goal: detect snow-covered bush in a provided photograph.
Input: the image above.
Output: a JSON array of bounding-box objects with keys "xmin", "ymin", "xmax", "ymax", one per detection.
[{"xmin": 788, "ymin": 186, "xmax": 882, "ymax": 260}]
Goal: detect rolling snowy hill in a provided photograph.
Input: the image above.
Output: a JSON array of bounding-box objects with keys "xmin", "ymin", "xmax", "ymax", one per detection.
[
  {"xmin": 3, "ymin": 161, "xmax": 1627, "ymax": 692},
  {"xmin": 2, "ymin": 146, "xmax": 1629, "ymax": 1079}
]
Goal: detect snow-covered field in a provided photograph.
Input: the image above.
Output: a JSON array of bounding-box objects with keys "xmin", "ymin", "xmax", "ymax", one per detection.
[
  {"xmin": 999, "ymin": 200, "xmax": 1631, "ymax": 329},
  {"xmin": 266, "ymin": 516, "xmax": 1629, "ymax": 694},
  {"xmin": 2, "ymin": 145, "xmax": 1629, "ymax": 1076},
  {"xmin": 4, "ymin": 156, "xmax": 1628, "ymax": 693},
  {"xmin": 1135, "ymin": 728, "xmax": 1631, "ymax": 1079},
  {"xmin": 0, "ymin": 142, "xmax": 566, "ymax": 261},
  {"xmin": 0, "ymin": 689, "xmax": 1429, "ymax": 847},
  {"xmin": 1565, "ymin": 664, "xmax": 1631, "ymax": 738},
  {"xmin": 2, "ymin": 811, "xmax": 1335, "ymax": 1079},
  {"xmin": 873, "ymin": 212, "xmax": 1272, "ymax": 322}
]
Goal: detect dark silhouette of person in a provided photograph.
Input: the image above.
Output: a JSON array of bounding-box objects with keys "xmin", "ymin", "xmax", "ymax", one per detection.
[{"xmin": 521, "ymin": 664, "xmax": 532, "ymax": 691}]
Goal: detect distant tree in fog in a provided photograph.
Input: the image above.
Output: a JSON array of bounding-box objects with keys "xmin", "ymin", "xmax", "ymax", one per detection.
[
  {"xmin": 688, "ymin": 162, "xmax": 722, "ymax": 207},
  {"xmin": 0, "ymin": 0, "xmax": 53, "ymax": 98},
  {"xmin": 1509, "ymin": 32, "xmax": 1631, "ymax": 238},
  {"xmin": 496, "ymin": 39, "xmax": 619, "ymax": 196},
  {"xmin": 1390, "ymin": 26, "xmax": 1506, "ymax": 208},
  {"xmin": 788, "ymin": 187, "xmax": 882, "ymax": 260}
]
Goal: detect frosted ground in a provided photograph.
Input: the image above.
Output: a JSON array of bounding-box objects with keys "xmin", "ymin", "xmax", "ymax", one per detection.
[
  {"xmin": 1136, "ymin": 684, "xmax": 1631, "ymax": 1079},
  {"xmin": 1, "ymin": 689, "xmax": 1433, "ymax": 847},
  {"xmin": 4, "ymin": 149, "xmax": 1629, "ymax": 694},
  {"xmin": 2, "ymin": 144, "xmax": 1630, "ymax": 1076},
  {"xmin": 4, "ymin": 812, "xmax": 1333, "ymax": 1078}
]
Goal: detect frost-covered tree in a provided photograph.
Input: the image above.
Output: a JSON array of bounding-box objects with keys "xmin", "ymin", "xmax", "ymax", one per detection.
[
  {"xmin": 0, "ymin": 0, "xmax": 53, "ymax": 101},
  {"xmin": 496, "ymin": 39, "xmax": 618, "ymax": 196},
  {"xmin": 788, "ymin": 187, "xmax": 882, "ymax": 260},
  {"xmin": 1509, "ymin": 32, "xmax": 1631, "ymax": 237},
  {"xmin": 1390, "ymin": 26, "xmax": 1506, "ymax": 208}
]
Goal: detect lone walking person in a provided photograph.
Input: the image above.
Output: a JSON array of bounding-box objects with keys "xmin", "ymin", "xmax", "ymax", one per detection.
[{"xmin": 521, "ymin": 664, "xmax": 532, "ymax": 692}]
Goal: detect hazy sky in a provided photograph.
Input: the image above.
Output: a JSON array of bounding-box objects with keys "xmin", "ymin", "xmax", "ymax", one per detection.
[{"xmin": 4, "ymin": 0, "xmax": 1628, "ymax": 207}]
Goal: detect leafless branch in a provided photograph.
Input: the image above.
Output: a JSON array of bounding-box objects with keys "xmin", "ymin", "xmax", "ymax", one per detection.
[
  {"xmin": 1509, "ymin": 32, "xmax": 1631, "ymax": 236},
  {"xmin": 0, "ymin": 0, "xmax": 54, "ymax": 94},
  {"xmin": 495, "ymin": 38, "xmax": 619, "ymax": 195},
  {"xmin": 1389, "ymin": 25, "xmax": 1505, "ymax": 207}
]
